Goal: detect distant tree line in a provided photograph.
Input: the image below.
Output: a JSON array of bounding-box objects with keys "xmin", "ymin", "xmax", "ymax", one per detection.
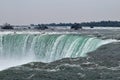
[
  {"xmin": 80, "ymin": 21, "xmax": 120, "ymax": 27},
  {"xmin": 1, "ymin": 21, "xmax": 120, "ymax": 30},
  {"xmin": 46, "ymin": 21, "xmax": 120, "ymax": 27},
  {"xmin": 34, "ymin": 24, "xmax": 48, "ymax": 30},
  {"xmin": 71, "ymin": 21, "xmax": 120, "ymax": 30},
  {"xmin": 46, "ymin": 23, "xmax": 73, "ymax": 26},
  {"xmin": 30, "ymin": 24, "xmax": 48, "ymax": 30}
]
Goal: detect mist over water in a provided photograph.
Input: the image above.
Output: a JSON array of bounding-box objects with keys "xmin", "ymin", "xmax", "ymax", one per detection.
[{"xmin": 0, "ymin": 33, "xmax": 117, "ymax": 71}]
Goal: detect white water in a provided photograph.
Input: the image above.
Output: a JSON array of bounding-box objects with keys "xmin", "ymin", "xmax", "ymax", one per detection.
[{"xmin": 0, "ymin": 33, "xmax": 117, "ymax": 71}]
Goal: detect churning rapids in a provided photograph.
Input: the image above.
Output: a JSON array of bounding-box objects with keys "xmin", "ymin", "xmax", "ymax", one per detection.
[{"xmin": 0, "ymin": 33, "xmax": 117, "ymax": 71}]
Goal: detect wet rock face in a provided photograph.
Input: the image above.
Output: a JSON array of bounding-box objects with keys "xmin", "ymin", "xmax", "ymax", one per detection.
[
  {"xmin": 88, "ymin": 42, "xmax": 120, "ymax": 67},
  {"xmin": 0, "ymin": 42, "xmax": 120, "ymax": 80}
]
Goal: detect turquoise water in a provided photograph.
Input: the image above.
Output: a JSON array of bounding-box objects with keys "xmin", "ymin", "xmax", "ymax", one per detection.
[
  {"xmin": 0, "ymin": 34, "xmax": 117, "ymax": 70},
  {"xmin": 0, "ymin": 34, "xmax": 115, "ymax": 63}
]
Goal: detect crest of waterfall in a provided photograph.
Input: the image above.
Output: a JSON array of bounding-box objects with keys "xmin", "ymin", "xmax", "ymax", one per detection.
[{"xmin": 0, "ymin": 34, "xmax": 116, "ymax": 63}]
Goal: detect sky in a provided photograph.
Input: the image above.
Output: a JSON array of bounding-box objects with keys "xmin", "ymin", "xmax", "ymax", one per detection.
[{"xmin": 0, "ymin": 0, "xmax": 120, "ymax": 25}]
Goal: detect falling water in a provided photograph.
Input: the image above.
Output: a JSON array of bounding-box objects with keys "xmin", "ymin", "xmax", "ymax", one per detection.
[{"xmin": 0, "ymin": 34, "xmax": 117, "ymax": 70}]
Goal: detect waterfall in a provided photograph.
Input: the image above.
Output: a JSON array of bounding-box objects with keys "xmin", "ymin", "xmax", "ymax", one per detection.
[{"xmin": 0, "ymin": 34, "xmax": 116, "ymax": 70}]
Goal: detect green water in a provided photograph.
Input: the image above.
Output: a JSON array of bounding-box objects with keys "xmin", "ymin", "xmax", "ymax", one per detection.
[{"xmin": 0, "ymin": 34, "xmax": 115, "ymax": 62}]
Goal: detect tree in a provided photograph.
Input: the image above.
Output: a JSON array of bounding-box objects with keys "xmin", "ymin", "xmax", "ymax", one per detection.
[
  {"xmin": 35, "ymin": 24, "xmax": 48, "ymax": 30},
  {"xmin": 71, "ymin": 23, "xmax": 82, "ymax": 30},
  {"xmin": 1, "ymin": 23, "xmax": 13, "ymax": 29},
  {"xmin": 90, "ymin": 26, "xmax": 94, "ymax": 28}
]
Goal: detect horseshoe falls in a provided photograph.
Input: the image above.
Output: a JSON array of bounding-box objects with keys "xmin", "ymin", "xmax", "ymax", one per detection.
[{"xmin": 0, "ymin": 34, "xmax": 116, "ymax": 70}]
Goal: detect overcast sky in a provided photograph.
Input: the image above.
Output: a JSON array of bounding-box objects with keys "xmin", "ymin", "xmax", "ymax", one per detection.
[{"xmin": 0, "ymin": 0, "xmax": 120, "ymax": 25}]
